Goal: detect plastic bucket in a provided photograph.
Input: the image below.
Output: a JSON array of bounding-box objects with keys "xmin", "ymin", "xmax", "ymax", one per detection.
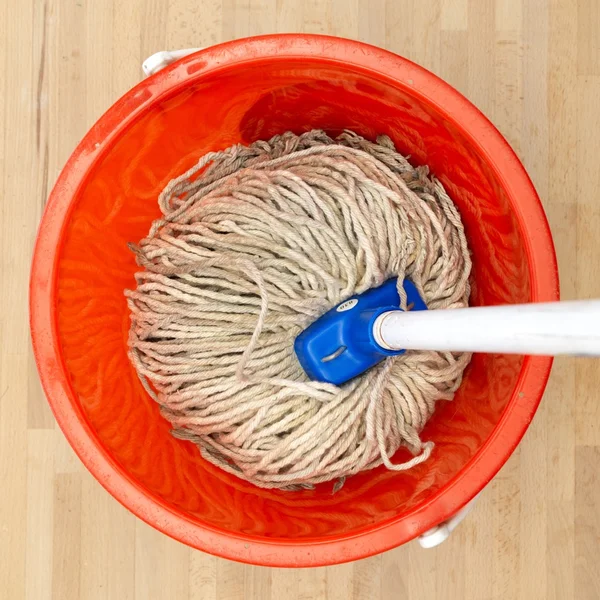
[{"xmin": 30, "ymin": 35, "xmax": 558, "ymax": 567}]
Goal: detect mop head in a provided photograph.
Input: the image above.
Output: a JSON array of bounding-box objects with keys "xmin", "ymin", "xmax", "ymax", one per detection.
[{"xmin": 125, "ymin": 130, "xmax": 472, "ymax": 490}]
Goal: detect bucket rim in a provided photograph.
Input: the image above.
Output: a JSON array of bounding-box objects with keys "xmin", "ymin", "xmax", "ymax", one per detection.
[{"xmin": 29, "ymin": 34, "xmax": 559, "ymax": 567}]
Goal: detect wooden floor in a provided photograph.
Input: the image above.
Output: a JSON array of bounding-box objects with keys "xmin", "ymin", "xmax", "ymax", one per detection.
[{"xmin": 1, "ymin": 0, "xmax": 599, "ymax": 598}]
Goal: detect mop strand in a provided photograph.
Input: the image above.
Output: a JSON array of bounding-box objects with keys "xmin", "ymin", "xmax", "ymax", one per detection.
[{"xmin": 126, "ymin": 129, "xmax": 472, "ymax": 490}]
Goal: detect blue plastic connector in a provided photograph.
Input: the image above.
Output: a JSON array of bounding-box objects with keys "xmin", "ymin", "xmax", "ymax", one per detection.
[{"xmin": 294, "ymin": 278, "xmax": 427, "ymax": 385}]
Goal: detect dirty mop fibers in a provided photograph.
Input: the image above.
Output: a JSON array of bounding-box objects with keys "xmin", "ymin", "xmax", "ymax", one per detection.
[{"xmin": 126, "ymin": 130, "xmax": 472, "ymax": 490}]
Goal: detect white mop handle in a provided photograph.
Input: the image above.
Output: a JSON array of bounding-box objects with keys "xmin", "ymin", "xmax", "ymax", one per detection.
[{"xmin": 374, "ymin": 300, "xmax": 600, "ymax": 356}]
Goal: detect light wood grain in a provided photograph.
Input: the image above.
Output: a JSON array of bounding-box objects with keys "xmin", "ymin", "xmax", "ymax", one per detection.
[{"xmin": 1, "ymin": 1, "xmax": 599, "ymax": 598}]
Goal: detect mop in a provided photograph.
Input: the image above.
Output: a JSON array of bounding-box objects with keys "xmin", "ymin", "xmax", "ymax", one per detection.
[{"xmin": 125, "ymin": 129, "xmax": 472, "ymax": 489}]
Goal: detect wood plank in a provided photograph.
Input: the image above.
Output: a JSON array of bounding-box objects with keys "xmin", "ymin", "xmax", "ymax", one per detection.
[
  {"xmin": 79, "ymin": 477, "xmax": 136, "ymax": 600},
  {"xmin": 575, "ymin": 446, "xmax": 600, "ymax": 598},
  {"xmin": 52, "ymin": 474, "xmax": 82, "ymax": 600},
  {"xmin": 134, "ymin": 522, "xmax": 190, "ymax": 600},
  {"xmin": 576, "ymin": 76, "xmax": 600, "ymax": 447},
  {"xmin": 577, "ymin": 0, "xmax": 600, "ymax": 75}
]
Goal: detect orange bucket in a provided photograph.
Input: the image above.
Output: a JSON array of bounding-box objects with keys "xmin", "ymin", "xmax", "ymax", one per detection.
[{"xmin": 30, "ymin": 35, "xmax": 558, "ymax": 566}]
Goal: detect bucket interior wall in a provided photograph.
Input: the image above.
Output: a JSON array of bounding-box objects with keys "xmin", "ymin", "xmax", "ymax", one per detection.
[{"xmin": 56, "ymin": 60, "xmax": 529, "ymax": 539}]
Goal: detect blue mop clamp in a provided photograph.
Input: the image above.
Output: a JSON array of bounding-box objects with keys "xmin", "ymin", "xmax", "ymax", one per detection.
[{"xmin": 294, "ymin": 278, "xmax": 427, "ymax": 385}]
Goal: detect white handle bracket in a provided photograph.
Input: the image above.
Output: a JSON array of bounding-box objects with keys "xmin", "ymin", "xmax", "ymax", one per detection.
[
  {"xmin": 142, "ymin": 48, "xmax": 203, "ymax": 77},
  {"xmin": 417, "ymin": 493, "xmax": 480, "ymax": 548}
]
